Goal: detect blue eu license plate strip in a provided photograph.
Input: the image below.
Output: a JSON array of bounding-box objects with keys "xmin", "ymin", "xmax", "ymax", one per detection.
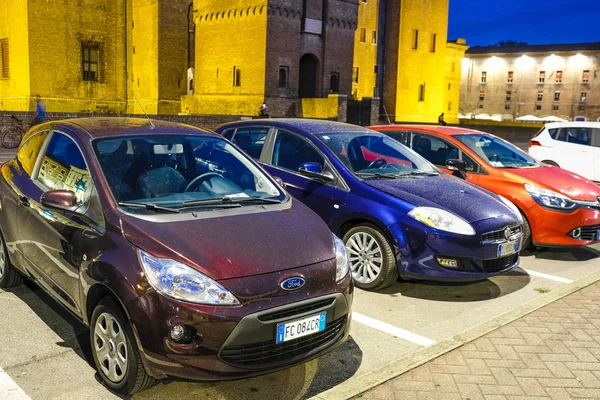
[{"xmin": 276, "ymin": 312, "xmax": 327, "ymax": 344}]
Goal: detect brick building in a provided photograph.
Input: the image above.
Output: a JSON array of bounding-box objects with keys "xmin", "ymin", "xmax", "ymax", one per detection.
[{"xmin": 460, "ymin": 42, "xmax": 600, "ymax": 122}]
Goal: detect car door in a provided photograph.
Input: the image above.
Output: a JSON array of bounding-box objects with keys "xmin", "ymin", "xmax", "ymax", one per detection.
[
  {"xmin": 263, "ymin": 129, "xmax": 347, "ymax": 226},
  {"xmin": 551, "ymin": 127, "xmax": 594, "ymax": 179},
  {"xmin": 17, "ymin": 130, "xmax": 104, "ymax": 315},
  {"xmin": 408, "ymin": 132, "xmax": 482, "ymax": 185}
]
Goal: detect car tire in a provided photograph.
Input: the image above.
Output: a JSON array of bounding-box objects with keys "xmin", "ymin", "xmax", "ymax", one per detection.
[
  {"xmin": 90, "ymin": 297, "xmax": 155, "ymax": 395},
  {"xmin": 0, "ymin": 233, "xmax": 23, "ymax": 288},
  {"xmin": 521, "ymin": 211, "xmax": 533, "ymax": 250},
  {"xmin": 343, "ymin": 224, "xmax": 398, "ymax": 291},
  {"xmin": 542, "ymin": 160, "xmax": 559, "ymax": 167}
]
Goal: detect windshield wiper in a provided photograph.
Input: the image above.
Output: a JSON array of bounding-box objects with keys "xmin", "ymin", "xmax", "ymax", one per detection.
[
  {"xmin": 181, "ymin": 196, "xmax": 281, "ymax": 208},
  {"xmin": 406, "ymin": 170, "xmax": 439, "ymax": 176},
  {"xmin": 356, "ymin": 172, "xmax": 400, "ymax": 179},
  {"xmin": 118, "ymin": 201, "xmax": 181, "ymax": 213}
]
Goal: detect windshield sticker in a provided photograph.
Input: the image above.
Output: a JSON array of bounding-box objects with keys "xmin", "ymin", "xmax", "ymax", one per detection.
[
  {"xmin": 322, "ymin": 135, "xmax": 330, "ymax": 140},
  {"xmin": 489, "ymin": 161, "xmax": 504, "ymax": 167},
  {"xmin": 225, "ymin": 193, "xmax": 251, "ymax": 199}
]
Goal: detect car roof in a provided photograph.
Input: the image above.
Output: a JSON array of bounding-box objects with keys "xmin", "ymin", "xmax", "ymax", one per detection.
[
  {"xmin": 371, "ymin": 124, "xmax": 488, "ymax": 137},
  {"xmin": 220, "ymin": 118, "xmax": 376, "ymax": 136},
  {"xmin": 30, "ymin": 117, "xmax": 214, "ymax": 141},
  {"xmin": 543, "ymin": 121, "xmax": 600, "ymax": 129}
]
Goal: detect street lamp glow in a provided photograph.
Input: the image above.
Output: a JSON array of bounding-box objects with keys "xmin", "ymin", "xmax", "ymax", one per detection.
[
  {"xmin": 515, "ymin": 54, "xmax": 534, "ymax": 69},
  {"xmin": 570, "ymin": 53, "xmax": 588, "ymax": 67},
  {"xmin": 544, "ymin": 54, "xmax": 563, "ymax": 69},
  {"xmin": 484, "ymin": 55, "xmax": 505, "ymax": 71}
]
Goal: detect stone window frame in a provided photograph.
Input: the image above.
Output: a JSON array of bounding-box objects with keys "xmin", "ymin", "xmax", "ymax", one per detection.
[
  {"xmin": 233, "ymin": 66, "xmax": 241, "ymax": 87},
  {"xmin": 81, "ymin": 41, "xmax": 104, "ymax": 83}
]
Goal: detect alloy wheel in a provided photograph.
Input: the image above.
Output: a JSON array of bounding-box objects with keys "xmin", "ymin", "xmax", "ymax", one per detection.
[
  {"xmin": 94, "ymin": 312, "xmax": 128, "ymax": 383},
  {"xmin": 346, "ymin": 232, "xmax": 383, "ymax": 284}
]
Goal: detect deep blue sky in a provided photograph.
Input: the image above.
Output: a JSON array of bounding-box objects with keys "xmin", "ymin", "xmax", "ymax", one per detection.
[{"xmin": 448, "ymin": 0, "xmax": 600, "ymax": 47}]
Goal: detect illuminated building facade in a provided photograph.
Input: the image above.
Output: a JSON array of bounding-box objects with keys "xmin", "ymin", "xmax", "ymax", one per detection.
[{"xmin": 461, "ymin": 42, "xmax": 600, "ymax": 121}]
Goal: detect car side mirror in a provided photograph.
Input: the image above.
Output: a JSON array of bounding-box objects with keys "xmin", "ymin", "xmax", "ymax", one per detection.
[
  {"xmin": 41, "ymin": 190, "xmax": 78, "ymax": 212},
  {"xmin": 298, "ymin": 162, "xmax": 335, "ymax": 183},
  {"xmin": 445, "ymin": 159, "xmax": 467, "ymax": 180}
]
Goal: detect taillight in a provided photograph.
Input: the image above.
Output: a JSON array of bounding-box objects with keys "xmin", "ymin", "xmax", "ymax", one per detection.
[{"xmin": 529, "ymin": 140, "xmax": 542, "ymax": 147}]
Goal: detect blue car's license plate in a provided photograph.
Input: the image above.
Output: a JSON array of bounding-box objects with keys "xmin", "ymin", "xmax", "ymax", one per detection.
[
  {"xmin": 497, "ymin": 238, "xmax": 521, "ymax": 258},
  {"xmin": 276, "ymin": 312, "xmax": 326, "ymax": 344}
]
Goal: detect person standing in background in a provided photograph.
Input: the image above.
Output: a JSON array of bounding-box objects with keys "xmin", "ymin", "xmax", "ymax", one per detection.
[{"xmin": 34, "ymin": 95, "xmax": 46, "ymax": 125}]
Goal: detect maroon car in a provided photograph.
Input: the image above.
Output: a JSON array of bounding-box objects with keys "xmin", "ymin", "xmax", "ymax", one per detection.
[{"xmin": 0, "ymin": 118, "xmax": 352, "ymax": 394}]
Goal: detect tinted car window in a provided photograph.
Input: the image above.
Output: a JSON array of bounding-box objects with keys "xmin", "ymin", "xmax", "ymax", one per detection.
[
  {"xmin": 232, "ymin": 127, "xmax": 269, "ymax": 160},
  {"xmin": 553, "ymin": 127, "xmax": 592, "ymax": 145},
  {"xmin": 273, "ymin": 132, "xmax": 324, "ymax": 171},
  {"xmin": 455, "ymin": 134, "xmax": 539, "ymax": 168},
  {"xmin": 222, "ymin": 129, "xmax": 235, "ymax": 140},
  {"xmin": 384, "ymin": 130, "xmax": 410, "ymax": 146},
  {"xmin": 411, "ymin": 134, "xmax": 460, "ymax": 166},
  {"xmin": 17, "ymin": 131, "xmax": 49, "ymax": 176},
  {"xmin": 38, "ymin": 133, "xmax": 91, "ymax": 205}
]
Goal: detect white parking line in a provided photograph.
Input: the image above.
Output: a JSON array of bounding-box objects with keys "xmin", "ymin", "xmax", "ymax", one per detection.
[
  {"xmin": 352, "ymin": 312, "xmax": 436, "ymax": 347},
  {"xmin": 523, "ymin": 269, "xmax": 573, "ymax": 284},
  {"xmin": 0, "ymin": 368, "xmax": 31, "ymax": 400}
]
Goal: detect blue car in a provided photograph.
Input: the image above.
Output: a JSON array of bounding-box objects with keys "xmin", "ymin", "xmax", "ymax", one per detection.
[{"xmin": 215, "ymin": 119, "xmax": 524, "ymax": 291}]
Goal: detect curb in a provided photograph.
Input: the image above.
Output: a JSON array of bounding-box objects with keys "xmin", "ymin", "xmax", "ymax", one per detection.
[{"xmin": 310, "ymin": 268, "xmax": 600, "ymax": 400}]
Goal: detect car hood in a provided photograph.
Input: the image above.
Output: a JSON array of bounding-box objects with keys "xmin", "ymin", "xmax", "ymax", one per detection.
[
  {"xmin": 120, "ymin": 201, "xmax": 335, "ymax": 280},
  {"xmin": 502, "ymin": 165, "xmax": 600, "ymax": 201},
  {"xmin": 364, "ymin": 173, "xmax": 511, "ymax": 223}
]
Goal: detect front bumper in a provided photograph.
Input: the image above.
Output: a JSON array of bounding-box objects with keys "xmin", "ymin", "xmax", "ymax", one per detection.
[
  {"xmin": 527, "ymin": 205, "xmax": 600, "ymax": 247},
  {"xmin": 125, "ymin": 266, "xmax": 353, "ymax": 381},
  {"xmin": 398, "ymin": 214, "xmax": 522, "ymax": 281}
]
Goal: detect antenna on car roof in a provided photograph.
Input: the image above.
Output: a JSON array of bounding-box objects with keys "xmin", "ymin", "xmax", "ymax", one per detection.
[{"xmin": 132, "ymin": 93, "xmax": 155, "ymax": 130}]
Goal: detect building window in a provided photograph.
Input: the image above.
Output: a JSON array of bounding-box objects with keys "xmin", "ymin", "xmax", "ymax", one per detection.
[
  {"xmin": 507, "ymin": 70, "xmax": 513, "ymax": 83},
  {"xmin": 360, "ymin": 28, "xmax": 366, "ymax": 43},
  {"xmin": 478, "ymin": 103, "xmax": 483, "ymax": 109},
  {"xmin": 506, "ymin": 90, "xmax": 512, "ymax": 101},
  {"xmin": 554, "ymin": 91, "xmax": 560, "ymax": 101},
  {"xmin": 452, "ymin": 62, "xmax": 455, "ymax": 72},
  {"xmin": 430, "ymin": 33, "xmax": 437, "ymax": 52},
  {"xmin": 579, "ymin": 104, "xmax": 586, "ymax": 111},
  {"xmin": 479, "ymin": 90, "xmax": 485, "ymax": 101},
  {"xmin": 0, "ymin": 39, "xmax": 8, "ymax": 79},
  {"xmin": 372, "ymin": 31, "xmax": 377, "ymax": 44},
  {"xmin": 537, "ymin": 91, "xmax": 543, "ymax": 101},
  {"xmin": 505, "ymin": 103, "xmax": 511, "ymax": 110},
  {"xmin": 538, "ymin": 71, "xmax": 545, "ymax": 83},
  {"xmin": 536, "ymin": 104, "xmax": 542, "ymax": 111},
  {"xmin": 418, "ymin": 84, "xmax": 425, "ymax": 102},
  {"xmin": 553, "ymin": 105, "xmax": 559, "ymax": 111},
  {"xmin": 233, "ymin": 66, "xmax": 241, "ymax": 86},
  {"xmin": 81, "ymin": 42, "xmax": 101, "ymax": 82},
  {"xmin": 555, "ymin": 70, "xmax": 562, "ymax": 83},
  {"xmin": 330, "ymin": 72, "xmax": 340, "ymax": 93},
  {"xmin": 480, "ymin": 71, "xmax": 487, "ymax": 84},
  {"xmin": 448, "ymin": 83, "xmax": 451, "ymax": 90},
  {"xmin": 412, "ymin": 29, "xmax": 419, "ymax": 49},
  {"xmin": 581, "ymin": 91, "xmax": 587, "ymax": 103},
  {"xmin": 447, "ymin": 101, "xmax": 452, "ymax": 111},
  {"xmin": 582, "ymin": 70, "xmax": 590, "ymax": 83},
  {"xmin": 353, "ymin": 67, "xmax": 359, "ymax": 83},
  {"xmin": 278, "ymin": 66, "xmax": 289, "ymax": 88}
]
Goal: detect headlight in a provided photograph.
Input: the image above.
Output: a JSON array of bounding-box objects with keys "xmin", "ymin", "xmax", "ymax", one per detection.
[
  {"xmin": 408, "ymin": 207, "xmax": 476, "ymax": 235},
  {"xmin": 138, "ymin": 250, "xmax": 240, "ymax": 305},
  {"xmin": 333, "ymin": 234, "xmax": 350, "ymax": 282},
  {"xmin": 498, "ymin": 195, "xmax": 523, "ymax": 223},
  {"xmin": 525, "ymin": 183, "xmax": 577, "ymax": 211}
]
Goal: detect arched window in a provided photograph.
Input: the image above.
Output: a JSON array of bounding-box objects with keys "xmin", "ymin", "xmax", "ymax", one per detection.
[
  {"xmin": 330, "ymin": 72, "xmax": 339, "ymax": 93},
  {"xmin": 278, "ymin": 67, "xmax": 288, "ymax": 88},
  {"xmin": 233, "ymin": 67, "xmax": 241, "ymax": 87},
  {"xmin": 418, "ymin": 84, "xmax": 425, "ymax": 102}
]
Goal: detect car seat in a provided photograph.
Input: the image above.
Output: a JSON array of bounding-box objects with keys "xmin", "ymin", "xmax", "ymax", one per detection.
[
  {"xmin": 577, "ymin": 128, "xmax": 589, "ymax": 145},
  {"xmin": 135, "ymin": 149, "xmax": 187, "ymax": 199}
]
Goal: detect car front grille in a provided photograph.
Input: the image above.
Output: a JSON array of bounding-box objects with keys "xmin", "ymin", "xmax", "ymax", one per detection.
[
  {"xmin": 220, "ymin": 316, "xmax": 347, "ymax": 368},
  {"xmin": 258, "ymin": 298, "xmax": 335, "ymax": 322},
  {"xmin": 482, "ymin": 253, "xmax": 519, "ymax": 273},
  {"xmin": 481, "ymin": 225, "xmax": 523, "ymax": 244}
]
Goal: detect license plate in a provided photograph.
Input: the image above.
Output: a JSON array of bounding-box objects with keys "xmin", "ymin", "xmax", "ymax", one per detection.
[
  {"xmin": 497, "ymin": 238, "xmax": 521, "ymax": 257},
  {"xmin": 276, "ymin": 312, "xmax": 326, "ymax": 344},
  {"xmin": 596, "ymin": 231, "xmax": 600, "ymax": 241}
]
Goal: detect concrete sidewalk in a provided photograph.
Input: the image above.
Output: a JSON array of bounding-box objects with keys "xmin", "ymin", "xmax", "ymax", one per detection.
[{"xmin": 358, "ymin": 281, "xmax": 600, "ymax": 400}]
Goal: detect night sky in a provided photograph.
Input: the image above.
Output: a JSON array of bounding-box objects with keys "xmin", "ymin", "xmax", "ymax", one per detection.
[{"xmin": 448, "ymin": 0, "xmax": 600, "ymax": 47}]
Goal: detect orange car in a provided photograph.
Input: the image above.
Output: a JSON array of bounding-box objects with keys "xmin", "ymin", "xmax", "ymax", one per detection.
[{"xmin": 370, "ymin": 125, "xmax": 600, "ymax": 248}]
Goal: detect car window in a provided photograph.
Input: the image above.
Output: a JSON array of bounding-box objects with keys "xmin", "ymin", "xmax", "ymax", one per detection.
[
  {"xmin": 273, "ymin": 131, "xmax": 325, "ymax": 172},
  {"xmin": 16, "ymin": 131, "xmax": 49, "ymax": 177},
  {"xmin": 231, "ymin": 127, "xmax": 269, "ymax": 160},
  {"xmin": 455, "ymin": 134, "xmax": 539, "ymax": 168},
  {"xmin": 222, "ymin": 129, "xmax": 235, "ymax": 140},
  {"xmin": 553, "ymin": 127, "xmax": 592, "ymax": 145},
  {"xmin": 592, "ymin": 129, "xmax": 600, "ymax": 148},
  {"xmin": 461, "ymin": 152, "xmax": 479, "ymax": 172},
  {"xmin": 411, "ymin": 133, "xmax": 460, "ymax": 166},
  {"xmin": 383, "ymin": 130, "xmax": 410, "ymax": 146},
  {"xmin": 37, "ymin": 132, "xmax": 91, "ymax": 205}
]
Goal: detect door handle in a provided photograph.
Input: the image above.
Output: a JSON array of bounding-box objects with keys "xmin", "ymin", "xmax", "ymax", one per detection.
[{"xmin": 18, "ymin": 196, "xmax": 30, "ymax": 207}]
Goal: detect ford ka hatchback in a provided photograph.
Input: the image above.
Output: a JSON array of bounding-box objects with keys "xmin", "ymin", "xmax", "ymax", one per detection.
[
  {"xmin": 0, "ymin": 118, "xmax": 352, "ymax": 394},
  {"xmin": 216, "ymin": 119, "xmax": 524, "ymax": 291},
  {"xmin": 371, "ymin": 124, "xmax": 600, "ymax": 249}
]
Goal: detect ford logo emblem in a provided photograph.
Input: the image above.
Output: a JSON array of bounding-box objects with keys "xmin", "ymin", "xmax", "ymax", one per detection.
[{"xmin": 280, "ymin": 277, "xmax": 305, "ymax": 291}]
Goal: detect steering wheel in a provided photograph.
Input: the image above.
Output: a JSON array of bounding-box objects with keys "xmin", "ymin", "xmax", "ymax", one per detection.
[
  {"xmin": 185, "ymin": 172, "xmax": 223, "ymax": 192},
  {"xmin": 367, "ymin": 158, "xmax": 387, "ymax": 169},
  {"xmin": 489, "ymin": 153, "xmax": 500, "ymax": 162}
]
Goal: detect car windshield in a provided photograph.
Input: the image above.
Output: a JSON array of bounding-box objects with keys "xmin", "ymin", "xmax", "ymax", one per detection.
[
  {"xmin": 454, "ymin": 133, "xmax": 540, "ymax": 168},
  {"xmin": 93, "ymin": 135, "xmax": 284, "ymax": 210},
  {"xmin": 315, "ymin": 132, "xmax": 437, "ymax": 177}
]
